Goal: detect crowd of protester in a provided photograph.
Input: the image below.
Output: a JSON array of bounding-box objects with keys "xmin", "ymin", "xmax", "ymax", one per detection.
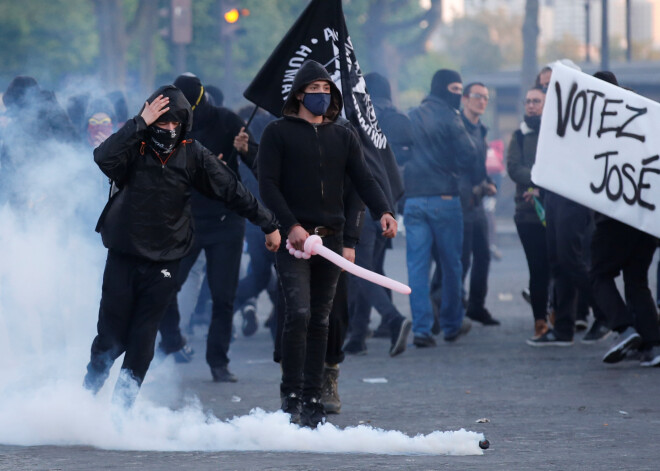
[{"xmin": 1, "ymin": 57, "xmax": 658, "ymax": 429}]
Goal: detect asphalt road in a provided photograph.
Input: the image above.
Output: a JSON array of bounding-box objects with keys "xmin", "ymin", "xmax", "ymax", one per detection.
[{"xmin": 2, "ymin": 230, "xmax": 660, "ymax": 470}]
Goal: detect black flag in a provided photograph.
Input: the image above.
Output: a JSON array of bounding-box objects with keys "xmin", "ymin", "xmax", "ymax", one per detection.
[{"xmin": 244, "ymin": 0, "xmax": 404, "ymax": 209}]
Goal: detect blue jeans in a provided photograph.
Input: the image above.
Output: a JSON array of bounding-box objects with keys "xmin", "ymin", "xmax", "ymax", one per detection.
[{"xmin": 405, "ymin": 196, "xmax": 464, "ymax": 339}]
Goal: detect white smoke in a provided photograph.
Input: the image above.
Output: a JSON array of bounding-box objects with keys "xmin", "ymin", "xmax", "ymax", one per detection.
[{"xmin": 0, "ymin": 112, "xmax": 483, "ymax": 456}]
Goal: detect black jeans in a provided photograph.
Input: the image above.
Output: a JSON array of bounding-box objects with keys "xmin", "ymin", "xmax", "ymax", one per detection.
[
  {"xmin": 84, "ymin": 250, "xmax": 179, "ymax": 392},
  {"xmin": 515, "ymin": 221, "xmax": 550, "ymax": 321},
  {"xmin": 462, "ymin": 205, "xmax": 491, "ymax": 312},
  {"xmin": 590, "ymin": 218, "xmax": 660, "ymax": 347},
  {"xmin": 347, "ymin": 216, "xmax": 403, "ymax": 342},
  {"xmin": 545, "ymin": 193, "xmax": 595, "ymax": 340},
  {"xmin": 276, "ymin": 234, "xmax": 343, "ymax": 400},
  {"xmin": 159, "ymin": 214, "xmax": 245, "ymax": 367}
]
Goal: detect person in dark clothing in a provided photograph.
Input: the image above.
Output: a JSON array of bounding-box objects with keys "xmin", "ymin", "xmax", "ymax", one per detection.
[
  {"xmin": 106, "ymin": 90, "xmax": 129, "ymax": 128},
  {"xmin": 156, "ymin": 74, "xmax": 262, "ymax": 381},
  {"xmin": 587, "ymin": 71, "xmax": 660, "ymax": 365},
  {"xmin": 509, "ymin": 86, "xmax": 551, "ymax": 340},
  {"xmin": 1, "ymin": 76, "xmax": 78, "ymax": 206},
  {"xmin": 343, "ymin": 72, "xmax": 412, "ymax": 356},
  {"xmin": 459, "ymin": 82, "xmax": 499, "ymax": 326},
  {"xmin": 205, "ymin": 85, "xmax": 224, "ymax": 107},
  {"xmin": 258, "ymin": 60, "xmax": 396, "ymax": 428},
  {"xmin": 83, "ymin": 85, "xmax": 280, "ymax": 407},
  {"xmin": 405, "ymin": 69, "xmax": 477, "ymax": 346}
]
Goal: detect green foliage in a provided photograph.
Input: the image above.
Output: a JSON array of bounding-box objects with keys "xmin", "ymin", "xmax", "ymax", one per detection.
[{"xmin": 0, "ymin": 0, "xmax": 97, "ymax": 89}]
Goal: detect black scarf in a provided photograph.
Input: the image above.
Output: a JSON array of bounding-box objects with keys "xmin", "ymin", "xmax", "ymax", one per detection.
[{"xmin": 148, "ymin": 125, "xmax": 181, "ymax": 154}]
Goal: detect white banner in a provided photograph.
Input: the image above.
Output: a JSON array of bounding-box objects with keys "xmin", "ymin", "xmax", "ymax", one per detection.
[{"xmin": 532, "ymin": 62, "xmax": 660, "ymax": 237}]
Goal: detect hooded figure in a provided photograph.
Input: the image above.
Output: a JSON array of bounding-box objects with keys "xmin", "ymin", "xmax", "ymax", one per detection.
[
  {"xmin": 258, "ymin": 60, "xmax": 395, "ymax": 428},
  {"xmin": 83, "ymin": 97, "xmax": 116, "ymax": 148},
  {"xmin": 430, "ymin": 69, "xmax": 463, "ymax": 110},
  {"xmin": 85, "ymin": 84, "xmax": 279, "ymax": 408}
]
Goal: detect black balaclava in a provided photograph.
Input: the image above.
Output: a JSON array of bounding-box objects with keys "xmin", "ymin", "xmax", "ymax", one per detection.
[
  {"xmin": 365, "ymin": 72, "xmax": 392, "ymax": 101},
  {"xmin": 430, "ymin": 69, "xmax": 462, "ymax": 110},
  {"xmin": 173, "ymin": 74, "xmax": 213, "ymax": 127}
]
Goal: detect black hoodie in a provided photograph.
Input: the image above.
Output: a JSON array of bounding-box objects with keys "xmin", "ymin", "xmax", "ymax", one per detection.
[
  {"xmin": 93, "ymin": 85, "xmax": 277, "ymax": 262},
  {"xmin": 258, "ymin": 61, "xmax": 391, "ymax": 235}
]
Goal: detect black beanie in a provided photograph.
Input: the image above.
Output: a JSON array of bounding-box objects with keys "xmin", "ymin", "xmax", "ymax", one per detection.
[
  {"xmin": 594, "ymin": 71, "xmax": 619, "ymax": 86},
  {"xmin": 365, "ymin": 72, "xmax": 392, "ymax": 101},
  {"xmin": 173, "ymin": 74, "xmax": 205, "ymax": 110},
  {"xmin": 3, "ymin": 75, "xmax": 40, "ymax": 109},
  {"xmin": 430, "ymin": 69, "xmax": 462, "ymax": 98}
]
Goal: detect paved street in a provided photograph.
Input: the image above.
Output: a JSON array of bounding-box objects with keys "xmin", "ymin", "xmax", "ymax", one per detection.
[{"xmin": 2, "ymin": 229, "xmax": 660, "ymax": 470}]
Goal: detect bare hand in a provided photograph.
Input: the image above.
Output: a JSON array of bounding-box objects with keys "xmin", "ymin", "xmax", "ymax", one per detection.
[
  {"xmin": 140, "ymin": 95, "xmax": 170, "ymax": 126},
  {"xmin": 265, "ymin": 230, "xmax": 281, "ymax": 252},
  {"xmin": 233, "ymin": 127, "xmax": 249, "ymax": 154},
  {"xmin": 90, "ymin": 128, "xmax": 112, "ymax": 147},
  {"xmin": 342, "ymin": 247, "xmax": 355, "ymax": 264},
  {"xmin": 380, "ymin": 213, "xmax": 397, "ymax": 238},
  {"xmin": 288, "ymin": 225, "xmax": 309, "ymax": 251}
]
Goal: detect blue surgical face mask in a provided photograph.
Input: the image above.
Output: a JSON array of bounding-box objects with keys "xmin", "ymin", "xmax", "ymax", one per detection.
[{"xmin": 302, "ymin": 92, "xmax": 331, "ymax": 117}]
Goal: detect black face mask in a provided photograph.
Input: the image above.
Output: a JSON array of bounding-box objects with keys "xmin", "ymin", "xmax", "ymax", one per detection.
[
  {"xmin": 148, "ymin": 124, "xmax": 181, "ymax": 154},
  {"xmin": 524, "ymin": 114, "xmax": 541, "ymax": 132},
  {"xmin": 439, "ymin": 90, "xmax": 462, "ymax": 110}
]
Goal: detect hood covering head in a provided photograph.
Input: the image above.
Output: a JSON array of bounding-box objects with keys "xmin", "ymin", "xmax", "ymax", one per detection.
[
  {"xmin": 3, "ymin": 76, "xmax": 40, "ymax": 110},
  {"xmin": 140, "ymin": 85, "xmax": 193, "ymax": 146},
  {"xmin": 173, "ymin": 73, "xmax": 215, "ymax": 128},
  {"xmin": 594, "ymin": 71, "xmax": 619, "ymax": 86},
  {"xmin": 205, "ymin": 85, "xmax": 224, "ymax": 107},
  {"xmin": 282, "ymin": 60, "xmax": 343, "ymax": 121},
  {"xmin": 430, "ymin": 69, "xmax": 462, "ymax": 109},
  {"xmin": 365, "ymin": 72, "xmax": 392, "ymax": 101},
  {"xmin": 84, "ymin": 97, "xmax": 116, "ymax": 127}
]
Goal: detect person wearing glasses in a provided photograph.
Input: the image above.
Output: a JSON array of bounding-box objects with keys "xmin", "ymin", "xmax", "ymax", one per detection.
[
  {"xmin": 459, "ymin": 83, "xmax": 499, "ymax": 326},
  {"xmin": 508, "ymin": 86, "xmax": 551, "ymax": 341}
]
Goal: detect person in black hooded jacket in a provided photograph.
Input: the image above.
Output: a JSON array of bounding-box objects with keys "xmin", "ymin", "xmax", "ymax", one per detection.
[
  {"xmin": 258, "ymin": 60, "xmax": 396, "ymax": 428},
  {"xmin": 156, "ymin": 73, "xmax": 260, "ymax": 383},
  {"xmin": 83, "ymin": 85, "xmax": 280, "ymax": 408}
]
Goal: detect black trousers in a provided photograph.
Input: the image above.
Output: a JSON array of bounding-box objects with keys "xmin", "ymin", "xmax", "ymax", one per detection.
[
  {"xmin": 515, "ymin": 220, "xmax": 550, "ymax": 321},
  {"xmin": 84, "ymin": 250, "xmax": 179, "ymax": 392},
  {"xmin": 462, "ymin": 206, "xmax": 491, "ymax": 312},
  {"xmin": 159, "ymin": 214, "xmax": 245, "ymax": 367},
  {"xmin": 545, "ymin": 193, "xmax": 596, "ymax": 340},
  {"xmin": 590, "ymin": 218, "xmax": 660, "ymax": 347},
  {"xmin": 276, "ymin": 234, "xmax": 343, "ymax": 400}
]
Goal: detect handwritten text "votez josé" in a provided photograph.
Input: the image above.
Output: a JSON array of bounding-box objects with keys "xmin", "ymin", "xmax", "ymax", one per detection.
[{"xmin": 555, "ymin": 81, "xmax": 658, "ymax": 211}]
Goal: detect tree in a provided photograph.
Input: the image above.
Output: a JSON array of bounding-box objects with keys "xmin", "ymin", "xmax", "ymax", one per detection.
[{"xmin": 520, "ymin": 0, "xmax": 540, "ymax": 110}]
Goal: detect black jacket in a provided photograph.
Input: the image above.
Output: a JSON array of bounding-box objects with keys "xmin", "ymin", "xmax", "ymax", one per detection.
[
  {"xmin": 406, "ymin": 95, "xmax": 477, "ymax": 198},
  {"xmin": 372, "ymin": 96, "xmax": 414, "ymax": 169},
  {"xmin": 186, "ymin": 100, "xmax": 258, "ymax": 234},
  {"xmin": 258, "ymin": 61, "xmax": 390, "ymax": 236},
  {"xmin": 94, "ymin": 85, "xmax": 277, "ymax": 262},
  {"xmin": 459, "ymin": 114, "xmax": 491, "ymax": 212},
  {"xmin": 507, "ymin": 122, "xmax": 543, "ymax": 225}
]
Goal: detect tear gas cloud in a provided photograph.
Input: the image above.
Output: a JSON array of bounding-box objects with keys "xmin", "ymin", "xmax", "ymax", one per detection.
[{"xmin": 0, "ymin": 83, "xmax": 482, "ymax": 456}]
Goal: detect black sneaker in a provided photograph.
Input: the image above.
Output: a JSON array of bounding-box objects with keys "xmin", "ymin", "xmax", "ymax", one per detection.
[
  {"xmin": 389, "ymin": 317, "xmax": 412, "ymax": 357},
  {"xmin": 210, "ymin": 365, "xmax": 238, "ymax": 383},
  {"xmin": 581, "ymin": 320, "xmax": 612, "ymax": 344},
  {"xmin": 526, "ymin": 329, "xmax": 573, "ymax": 347},
  {"xmin": 444, "ymin": 318, "xmax": 472, "ymax": 342},
  {"xmin": 603, "ymin": 327, "xmax": 642, "ymax": 364},
  {"xmin": 466, "ymin": 308, "xmax": 500, "ymax": 326},
  {"xmin": 413, "ymin": 334, "xmax": 437, "ymax": 348},
  {"xmin": 300, "ymin": 397, "xmax": 326, "ymax": 428},
  {"xmin": 241, "ymin": 303, "xmax": 258, "ymax": 337},
  {"xmin": 640, "ymin": 346, "xmax": 660, "ymax": 367},
  {"xmin": 281, "ymin": 392, "xmax": 302, "ymax": 425},
  {"xmin": 343, "ymin": 339, "xmax": 367, "ymax": 355}
]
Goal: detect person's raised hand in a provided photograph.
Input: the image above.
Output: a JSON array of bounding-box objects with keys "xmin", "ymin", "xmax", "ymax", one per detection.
[
  {"xmin": 140, "ymin": 95, "xmax": 170, "ymax": 126},
  {"xmin": 233, "ymin": 127, "xmax": 249, "ymax": 154}
]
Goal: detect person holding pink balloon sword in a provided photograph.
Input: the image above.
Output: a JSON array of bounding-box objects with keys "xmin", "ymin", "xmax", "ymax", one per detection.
[{"xmin": 258, "ymin": 60, "xmax": 397, "ymax": 429}]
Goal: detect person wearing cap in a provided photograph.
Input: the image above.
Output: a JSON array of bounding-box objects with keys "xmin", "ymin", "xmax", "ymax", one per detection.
[
  {"xmin": 82, "ymin": 85, "xmax": 280, "ymax": 408},
  {"xmin": 258, "ymin": 60, "xmax": 396, "ymax": 428},
  {"xmin": 405, "ymin": 69, "xmax": 479, "ymax": 346},
  {"xmin": 155, "ymin": 74, "xmax": 259, "ymax": 382}
]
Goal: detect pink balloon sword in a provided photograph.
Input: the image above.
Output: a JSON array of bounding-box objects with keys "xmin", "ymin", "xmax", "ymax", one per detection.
[{"xmin": 285, "ymin": 235, "xmax": 412, "ymax": 295}]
